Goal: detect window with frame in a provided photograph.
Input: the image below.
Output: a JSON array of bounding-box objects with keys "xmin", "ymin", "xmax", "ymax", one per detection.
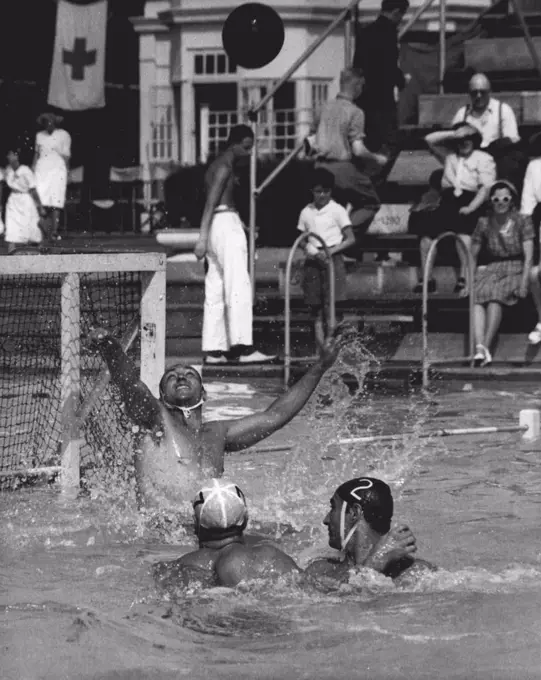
[
  {"xmin": 311, "ymin": 81, "xmax": 330, "ymax": 117},
  {"xmin": 193, "ymin": 51, "xmax": 237, "ymax": 76},
  {"xmin": 150, "ymin": 86, "xmax": 175, "ymax": 162}
]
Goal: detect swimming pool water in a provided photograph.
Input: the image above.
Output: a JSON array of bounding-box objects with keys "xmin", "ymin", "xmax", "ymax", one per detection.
[{"xmin": 2, "ymin": 376, "xmax": 541, "ymax": 679}]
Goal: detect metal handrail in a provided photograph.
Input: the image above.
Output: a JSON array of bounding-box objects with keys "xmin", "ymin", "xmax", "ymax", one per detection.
[
  {"xmin": 284, "ymin": 232, "xmax": 336, "ymax": 387},
  {"xmin": 398, "ymin": 0, "xmax": 437, "ymax": 39},
  {"xmin": 254, "ymin": 139, "xmax": 306, "ymax": 197},
  {"xmin": 422, "ymin": 232, "xmax": 476, "ymax": 388},
  {"xmin": 508, "ymin": 0, "xmax": 541, "ymax": 81}
]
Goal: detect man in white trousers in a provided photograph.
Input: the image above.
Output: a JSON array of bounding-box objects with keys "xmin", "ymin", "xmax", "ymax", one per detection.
[{"xmin": 194, "ymin": 125, "xmax": 276, "ymax": 365}]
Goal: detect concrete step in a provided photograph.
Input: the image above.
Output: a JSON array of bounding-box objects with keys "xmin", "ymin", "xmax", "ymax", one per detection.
[
  {"xmin": 419, "ymin": 90, "xmax": 541, "ymax": 127},
  {"xmin": 396, "ymin": 332, "xmax": 541, "ymax": 366}
]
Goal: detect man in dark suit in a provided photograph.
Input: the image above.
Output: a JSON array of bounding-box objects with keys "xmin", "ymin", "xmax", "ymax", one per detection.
[{"xmin": 353, "ymin": 0, "xmax": 409, "ymax": 156}]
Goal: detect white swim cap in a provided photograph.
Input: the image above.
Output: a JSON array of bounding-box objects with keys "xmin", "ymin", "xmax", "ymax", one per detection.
[{"xmin": 193, "ymin": 479, "xmax": 248, "ymax": 531}]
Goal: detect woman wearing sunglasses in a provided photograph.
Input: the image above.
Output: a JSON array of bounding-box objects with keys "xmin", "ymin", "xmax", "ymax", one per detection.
[{"xmin": 471, "ymin": 180, "xmax": 534, "ymax": 366}]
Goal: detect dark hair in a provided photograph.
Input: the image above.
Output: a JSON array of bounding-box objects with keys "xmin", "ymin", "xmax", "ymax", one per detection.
[
  {"xmin": 489, "ymin": 180, "xmax": 518, "ymax": 205},
  {"xmin": 428, "ymin": 169, "xmax": 443, "ymax": 190},
  {"xmin": 450, "ymin": 122, "xmax": 482, "ymax": 150},
  {"xmin": 382, "ymin": 0, "xmax": 409, "ymax": 12},
  {"xmin": 311, "ymin": 168, "xmax": 335, "ymax": 191},
  {"xmin": 336, "ymin": 477, "xmax": 394, "ymax": 535},
  {"xmin": 7, "ymin": 138, "xmax": 33, "ymax": 166},
  {"xmin": 226, "ymin": 124, "xmax": 254, "ymax": 147}
]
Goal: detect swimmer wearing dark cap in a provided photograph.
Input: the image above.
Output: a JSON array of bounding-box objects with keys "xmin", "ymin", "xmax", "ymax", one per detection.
[
  {"xmin": 88, "ymin": 327, "xmax": 345, "ymax": 509},
  {"xmin": 305, "ymin": 477, "xmax": 436, "ymax": 584},
  {"xmin": 153, "ymin": 479, "xmax": 301, "ymax": 588}
]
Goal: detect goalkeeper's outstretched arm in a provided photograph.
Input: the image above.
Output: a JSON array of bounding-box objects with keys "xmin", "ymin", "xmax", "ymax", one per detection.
[{"xmin": 89, "ymin": 328, "xmax": 162, "ymax": 431}]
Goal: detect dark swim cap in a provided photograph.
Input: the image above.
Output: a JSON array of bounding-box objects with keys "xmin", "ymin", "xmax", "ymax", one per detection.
[{"xmin": 336, "ymin": 477, "xmax": 394, "ymax": 535}]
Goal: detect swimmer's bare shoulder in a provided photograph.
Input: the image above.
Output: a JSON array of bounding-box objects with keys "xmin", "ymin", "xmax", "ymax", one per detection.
[
  {"xmin": 214, "ymin": 542, "xmax": 301, "ymax": 587},
  {"xmin": 304, "ymin": 558, "xmax": 349, "ymax": 582},
  {"xmin": 153, "ymin": 548, "xmax": 219, "ymax": 589}
]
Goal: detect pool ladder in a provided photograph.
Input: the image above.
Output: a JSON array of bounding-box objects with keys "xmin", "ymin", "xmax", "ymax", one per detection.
[
  {"xmin": 283, "ymin": 230, "xmax": 475, "ymax": 388},
  {"xmin": 283, "ymin": 232, "xmax": 335, "ymax": 387},
  {"xmin": 422, "ymin": 232, "xmax": 476, "ymax": 388}
]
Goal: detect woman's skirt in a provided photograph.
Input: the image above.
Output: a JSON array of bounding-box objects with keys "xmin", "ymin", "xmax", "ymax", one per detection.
[
  {"xmin": 35, "ymin": 155, "xmax": 68, "ymax": 209},
  {"xmin": 5, "ymin": 193, "xmax": 42, "ymax": 244},
  {"xmin": 410, "ymin": 190, "xmax": 483, "ymax": 238},
  {"xmin": 474, "ymin": 260, "xmax": 523, "ymax": 306}
]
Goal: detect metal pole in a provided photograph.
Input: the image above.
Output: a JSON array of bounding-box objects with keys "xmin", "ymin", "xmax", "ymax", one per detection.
[
  {"xmin": 284, "ymin": 232, "xmax": 335, "ymax": 387},
  {"xmin": 467, "ymin": 237, "xmax": 476, "ymax": 366},
  {"xmin": 422, "ymin": 232, "xmax": 475, "ymax": 388},
  {"xmin": 249, "ymin": 118, "xmax": 258, "ymax": 298},
  {"xmin": 344, "ymin": 11, "xmax": 352, "ymax": 68},
  {"xmin": 508, "ymin": 0, "xmax": 541, "ymax": 81},
  {"xmin": 398, "ymin": 0, "xmax": 438, "ymax": 39},
  {"xmin": 252, "ymin": 0, "xmax": 361, "ymax": 117},
  {"xmin": 438, "ymin": 0, "xmax": 446, "ymax": 94},
  {"xmin": 339, "ymin": 424, "xmax": 528, "ymax": 445}
]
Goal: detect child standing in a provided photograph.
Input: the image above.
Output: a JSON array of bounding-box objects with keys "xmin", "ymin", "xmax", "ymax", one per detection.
[
  {"xmin": 298, "ymin": 168, "xmax": 355, "ymax": 345},
  {"xmin": 4, "ymin": 146, "xmax": 46, "ymax": 253}
]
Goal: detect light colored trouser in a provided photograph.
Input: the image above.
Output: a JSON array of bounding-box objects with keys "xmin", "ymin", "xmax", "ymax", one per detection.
[{"xmin": 202, "ymin": 209, "xmax": 253, "ymax": 352}]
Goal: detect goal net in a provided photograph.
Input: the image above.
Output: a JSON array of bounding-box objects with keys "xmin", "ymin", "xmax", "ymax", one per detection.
[{"xmin": 0, "ymin": 252, "xmax": 166, "ymax": 491}]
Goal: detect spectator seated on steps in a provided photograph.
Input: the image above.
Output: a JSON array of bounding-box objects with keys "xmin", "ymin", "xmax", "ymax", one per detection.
[{"xmin": 410, "ymin": 124, "xmax": 496, "ymax": 295}]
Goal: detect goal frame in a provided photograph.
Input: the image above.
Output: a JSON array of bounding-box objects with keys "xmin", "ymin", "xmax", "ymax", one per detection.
[{"xmin": 0, "ymin": 252, "xmax": 167, "ymax": 495}]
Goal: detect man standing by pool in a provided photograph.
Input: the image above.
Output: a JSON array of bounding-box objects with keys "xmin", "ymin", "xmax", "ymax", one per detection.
[
  {"xmin": 194, "ymin": 124, "xmax": 275, "ymax": 366},
  {"xmin": 353, "ymin": 0, "xmax": 409, "ymax": 157}
]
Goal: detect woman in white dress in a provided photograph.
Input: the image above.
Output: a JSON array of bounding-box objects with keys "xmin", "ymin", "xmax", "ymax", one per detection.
[
  {"xmin": 34, "ymin": 112, "xmax": 71, "ymax": 239},
  {"xmin": 4, "ymin": 146, "xmax": 46, "ymax": 253}
]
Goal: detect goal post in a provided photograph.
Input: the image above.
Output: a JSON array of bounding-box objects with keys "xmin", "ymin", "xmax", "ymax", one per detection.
[{"xmin": 0, "ymin": 252, "xmax": 166, "ymax": 494}]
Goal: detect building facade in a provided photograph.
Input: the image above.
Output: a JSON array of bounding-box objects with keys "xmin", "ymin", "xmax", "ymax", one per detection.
[{"xmin": 131, "ymin": 0, "xmax": 492, "ymax": 170}]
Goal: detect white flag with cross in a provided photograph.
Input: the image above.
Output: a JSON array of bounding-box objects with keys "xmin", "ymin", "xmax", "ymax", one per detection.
[{"xmin": 48, "ymin": 0, "xmax": 108, "ymax": 111}]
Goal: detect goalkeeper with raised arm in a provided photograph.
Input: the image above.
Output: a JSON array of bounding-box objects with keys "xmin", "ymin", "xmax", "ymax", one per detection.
[{"xmin": 88, "ymin": 328, "xmax": 344, "ymax": 509}]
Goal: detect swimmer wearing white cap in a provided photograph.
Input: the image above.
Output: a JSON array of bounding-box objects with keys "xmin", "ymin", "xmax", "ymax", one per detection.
[
  {"xmin": 89, "ymin": 327, "xmax": 345, "ymax": 509},
  {"xmin": 305, "ymin": 477, "xmax": 436, "ymax": 584},
  {"xmin": 153, "ymin": 479, "xmax": 300, "ymax": 588}
]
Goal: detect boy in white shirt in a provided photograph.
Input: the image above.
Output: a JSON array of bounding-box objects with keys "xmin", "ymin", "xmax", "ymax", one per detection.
[{"xmin": 298, "ymin": 168, "xmax": 355, "ymax": 345}]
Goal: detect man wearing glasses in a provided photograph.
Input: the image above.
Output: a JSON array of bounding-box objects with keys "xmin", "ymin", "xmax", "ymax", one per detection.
[
  {"xmin": 451, "ymin": 73, "xmax": 520, "ymax": 151},
  {"xmin": 451, "ymin": 73, "xmax": 524, "ymax": 189}
]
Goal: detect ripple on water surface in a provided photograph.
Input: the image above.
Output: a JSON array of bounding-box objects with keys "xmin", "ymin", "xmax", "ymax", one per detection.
[{"xmin": 2, "ymin": 366, "xmax": 541, "ymax": 678}]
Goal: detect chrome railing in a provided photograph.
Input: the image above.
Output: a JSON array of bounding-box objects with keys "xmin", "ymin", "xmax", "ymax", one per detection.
[
  {"xmin": 422, "ymin": 232, "xmax": 475, "ymax": 388},
  {"xmin": 284, "ymin": 232, "xmax": 336, "ymax": 387}
]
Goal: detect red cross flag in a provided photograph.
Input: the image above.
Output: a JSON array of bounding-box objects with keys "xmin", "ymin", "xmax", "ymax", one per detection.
[{"xmin": 48, "ymin": 0, "xmax": 108, "ymax": 110}]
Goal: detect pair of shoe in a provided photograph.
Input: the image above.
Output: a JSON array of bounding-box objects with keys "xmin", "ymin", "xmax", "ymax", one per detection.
[
  {"xmin": 473, "ymin": 344, "xmax": 492, "ymax": 367},
  {"xmin": 528, "ymin": 323, "xmax": 541, "ymax": 345},
  {"xmin": 453, "ymin": 277, "xmax": 467, "ymax": 295},
  {"xmin": 204, "ymin": 350, "xmax": 277, "ymax": 365},
  {"xmin": 413, "ymin": 279, "xmax": 436, "ymax": 294}
]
